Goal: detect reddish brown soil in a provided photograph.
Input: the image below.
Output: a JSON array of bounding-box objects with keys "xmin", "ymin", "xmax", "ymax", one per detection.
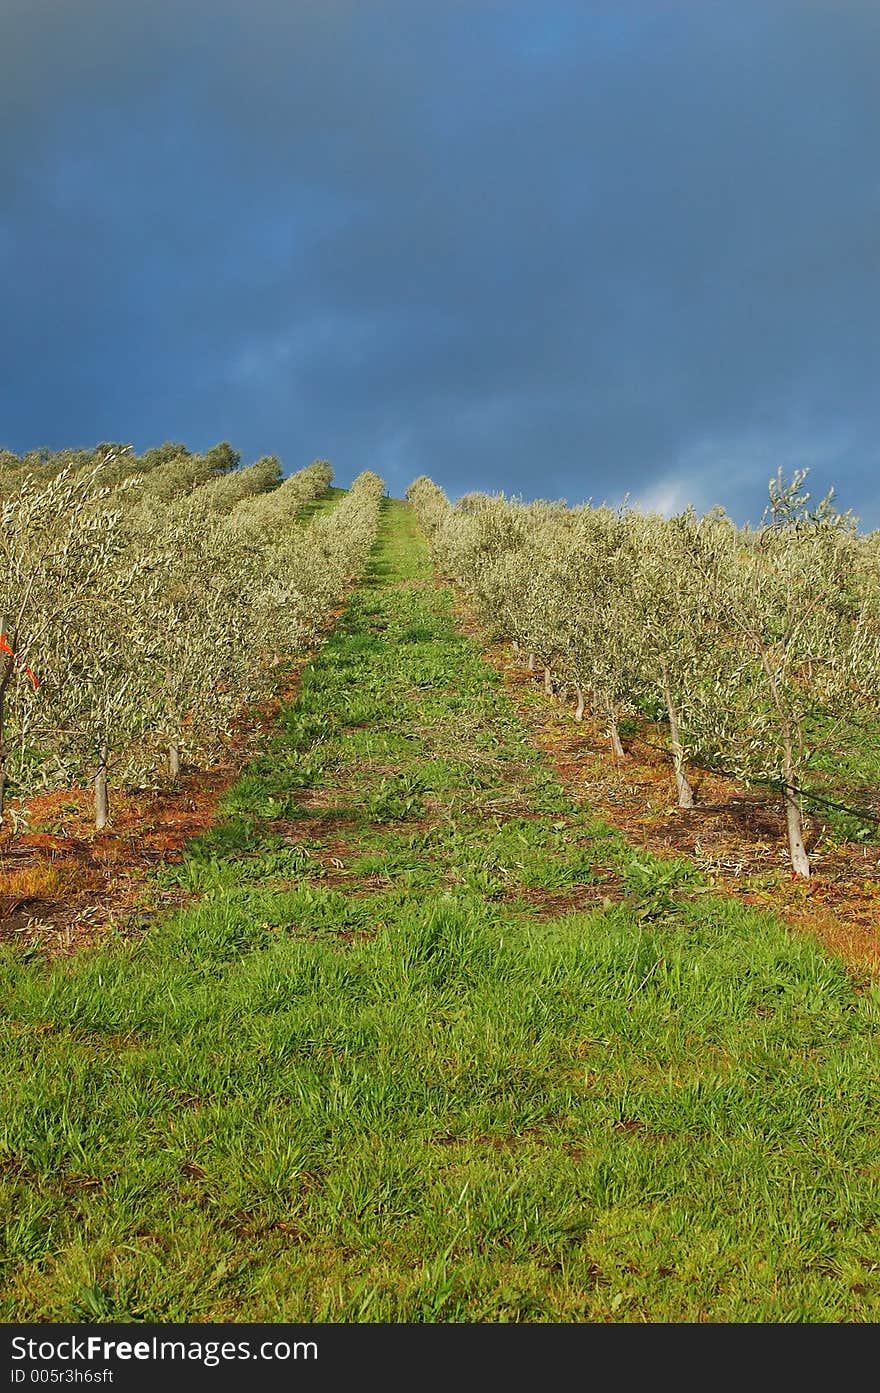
[
  {"xmin": 469, "ymin": 619, "xmax": 880, "ymax": 977},
  {"xmin": 0, "ymin": 659, "xmax": 315, "ymax": 958},
  {"xmin": 0, "ymin": 767, "xmax": 244, "ymax": 956}
]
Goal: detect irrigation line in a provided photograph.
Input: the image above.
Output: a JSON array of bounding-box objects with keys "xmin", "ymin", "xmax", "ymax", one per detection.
[
  {"xmin": 608, "ymin": 723, "xmax": 880, "ymax": 826},
  {"xmin": 771, "ymin": 783, "xmax": 880, "ymax": 826},
  {"xmin": 530, "ymin": 670, "xmax": 880, "ymax": 829},
  {"xmin": 626, "ymin": 731, "xmax": 880, "ymax": 826}
]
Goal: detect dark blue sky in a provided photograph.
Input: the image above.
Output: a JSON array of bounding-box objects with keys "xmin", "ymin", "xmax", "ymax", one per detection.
[{"xmin": 2, "ymin": 1, "xmax": 878, "ymax": 525}]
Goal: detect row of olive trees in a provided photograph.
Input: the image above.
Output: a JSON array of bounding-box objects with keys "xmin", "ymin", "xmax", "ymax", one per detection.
[
  {"xmin": 218, "ymin": 459, "xmax": 333, "ymax": 545},
  {"xmin": 0, "ymin": 438, "xmax": 238, "ymax": 496},
  {"xmin": 407, "ymin": 472, "xmax": 880, "ymax": 876},
  {"xmin": 1, "ymin": 455, "xmax": 383, "ymax": 831}
]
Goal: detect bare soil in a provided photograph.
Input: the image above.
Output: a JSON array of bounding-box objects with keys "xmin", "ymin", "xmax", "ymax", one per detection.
[{"xmin": 0, "ymin": 662, "xmax": 312, "ymax": 957}]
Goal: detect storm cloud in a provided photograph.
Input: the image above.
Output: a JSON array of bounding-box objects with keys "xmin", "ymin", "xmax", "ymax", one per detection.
[{"xmin": 2, "ymin": 0, "xmax": 878, "ymax": 524}]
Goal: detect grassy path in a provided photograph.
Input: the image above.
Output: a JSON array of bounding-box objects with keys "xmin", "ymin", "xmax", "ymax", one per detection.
[{"xmin": 2, "ymin": 501, "xmax": 879, "ymax": 1321}]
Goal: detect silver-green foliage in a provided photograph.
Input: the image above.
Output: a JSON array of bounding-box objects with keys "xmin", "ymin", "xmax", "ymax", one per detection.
[
  {"xmin": 222, "ymin": 459, "xmax": 333, "ymax": 545},
  {"xmin": 0, "ymin": 455, "xmax": 384, "ymax": 831},
  {"xmin": 409, "ymin": 471, "xmax": 880, "ymax": 875}
]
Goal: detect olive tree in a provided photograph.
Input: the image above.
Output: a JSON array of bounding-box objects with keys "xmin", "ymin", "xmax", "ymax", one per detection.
[
  {"xmin": 556, "ymin": 506, "xmax": 639, "ymax": 760},
  {"xmin": 689, "ymin": 472, "xmax": 880, "ymax": 875},
  {"xmin": 0, "ymin": 460, "xmax": 132, "ymax": 824}
]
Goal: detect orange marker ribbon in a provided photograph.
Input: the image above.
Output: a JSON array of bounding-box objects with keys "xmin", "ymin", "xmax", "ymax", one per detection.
[{"xmin": 0, "ymin": 633, "xmax": 40, "ymax": 690}]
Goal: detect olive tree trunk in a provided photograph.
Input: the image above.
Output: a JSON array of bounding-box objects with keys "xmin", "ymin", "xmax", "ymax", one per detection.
[
  {"xmin": 661, "ymin": 662, "xmax": 694, "ymax": 809},
  {"xmin": 609, "ymin": 714, "xmax": 625, "ymax": 762},
  {"xmin": 95, "ymin": 743, "xmax": 110, "ymax": 831},
  {"xmin": 782, "ymin": 727, "xmax": 810, "ymax": 876}
]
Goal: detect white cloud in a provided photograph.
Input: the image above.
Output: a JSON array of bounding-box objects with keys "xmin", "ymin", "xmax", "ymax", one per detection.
[{"xmin": 632, "ymin": 423, "xmax": 858, "ymax": 523}]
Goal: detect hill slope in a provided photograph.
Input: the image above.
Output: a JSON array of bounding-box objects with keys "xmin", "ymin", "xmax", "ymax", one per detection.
[{"xmin": 2, "ymin": 500, "xmax": 879, "ymax": 1321}]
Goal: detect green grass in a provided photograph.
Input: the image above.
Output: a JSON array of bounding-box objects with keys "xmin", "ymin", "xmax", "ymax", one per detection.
[
  {"xmin": 2, "ymin": 501, "xmax": 880, "ymax": 1322},
  {"xmin": 296, "ymin": 485, "xmax": 348, "ymax": 526},
  {"xmin": 801, "ymin": 713, "xmax": 880, "ymax": 846}
]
